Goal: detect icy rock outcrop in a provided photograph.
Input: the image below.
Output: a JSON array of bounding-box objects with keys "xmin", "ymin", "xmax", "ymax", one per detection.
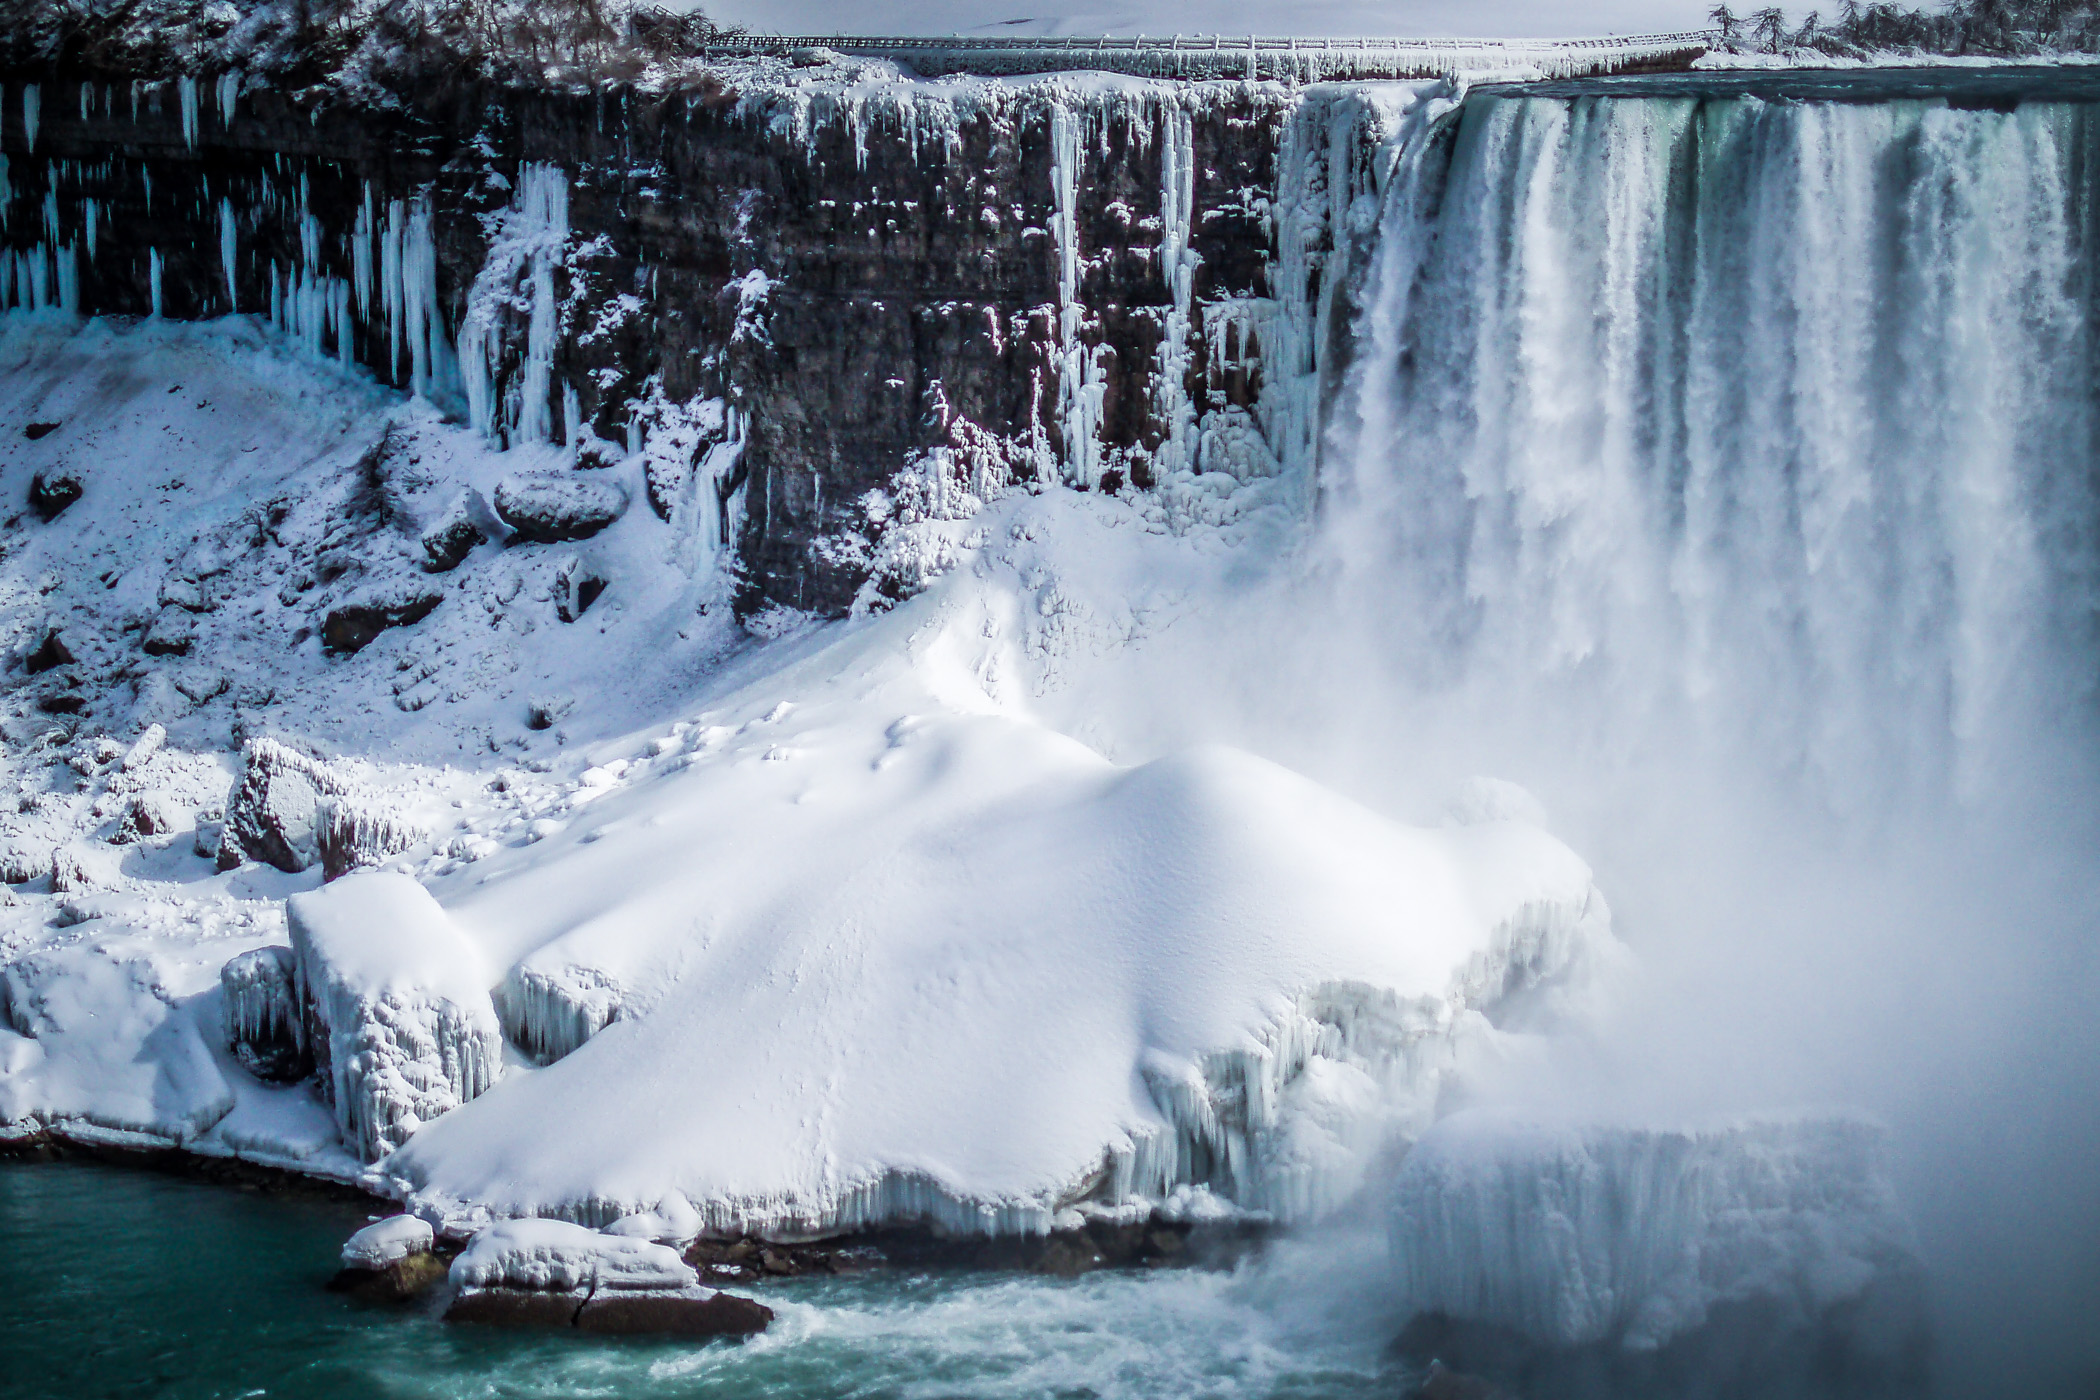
[
  {"xmin": 419, "ymin": 490, "xmax": 494, "ymax": 572},
  {"xmin": 288, "ymin": 872, "xmax": 502, "ymax": 1162},
  {"xmin": 141, "ymin": 609, "xmax": 194, "ymax": 657},
  {"xmin": 496, "ymin": 963, "xmax": 624, "ymax": 1065},
  {"xmin": 218, "ymin": 737, "xmax": 344, "ymax": 873},
  {"xmin": 449, "ymin": 1218, "xmax": 698, "ymax": 1292},
  {"xmin": 1387, "ymin": 1112, "xmax": 1926, "ymax": 1354},
  {"xmin": 492, "ymin": 474, "xmax": 626, "ymax": 543},
  {"xmin": 321, "ymin": 581, "xmax": 444, "ymax": 654},
  {"xmin": 316, "ymin": 796, "xmax": 429, "ymax": 882},
  {"xmin": 220, "ymin": 945, "xmax": 310, "ymax": 1082},
  {"xmin": 342, "ymin": 1214, "xmax": 434, "ymax": 1268}
]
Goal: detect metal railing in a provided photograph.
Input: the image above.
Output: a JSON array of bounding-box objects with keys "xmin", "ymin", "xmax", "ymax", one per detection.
[{"xmin": 694, "ymin": 31, "xmax": 1719, "ymax": 54}]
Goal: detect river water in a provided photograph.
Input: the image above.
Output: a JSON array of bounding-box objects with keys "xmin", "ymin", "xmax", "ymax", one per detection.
[{"xmin": 0, "ymin": 1161, "xmax": 1401, "ymax": 1400}]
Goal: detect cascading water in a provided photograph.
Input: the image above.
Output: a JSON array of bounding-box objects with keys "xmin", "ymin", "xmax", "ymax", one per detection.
[
  {"xmin": 1328, "ymin": 89, "xmax": 2100, "ymax": 825},
  {"xmin": 1318, "ymin": 82, "xmax": 2100, "ymax": 1394}
]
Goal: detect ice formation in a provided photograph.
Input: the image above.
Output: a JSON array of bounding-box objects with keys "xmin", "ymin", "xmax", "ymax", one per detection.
[
  {"xmin": 219, "ymin": 944, "xmax": 307, "ymax": 1082},
  {"xmin": 449, "ymin": 1217, "xmax": 700, "ymax": 1293},
  {"xmin": 1387, "ymin": 1112, "xmax": 1922, "ymax": 1351},
  {"xmin": 287, "ymin": 872, "xmax": 503, "ymax": 1162},
  {"xmin": 341, "ymin": 1213, "xmax": 433, "ymax": 1268}
]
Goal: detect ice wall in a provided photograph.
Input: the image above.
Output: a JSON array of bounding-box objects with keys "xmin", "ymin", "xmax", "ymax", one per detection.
[{"xmin": 1387, "ymin": 1113, "xmax": 1922, "ymax": 1351}]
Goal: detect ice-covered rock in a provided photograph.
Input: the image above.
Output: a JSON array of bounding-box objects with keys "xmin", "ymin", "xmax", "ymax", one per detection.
[
  {"xmin": 220, "ymin": 945, "xmax": 309, "ymax": 1082},
  {"xmin": 492, "ymin": 474, "xmax": 626, "ymax": 543},
  {"xmin": 341, "ymin": 1213, "xmax": 434, "ymax": 1268},
  {"xmin": 448, "ymin": 1217, "xmax": 697, "ymax": 1292},
  {"xmin": 495, "ymin": 962, "xmax": 623, "ymax": 1065},
  {"xmin": 219, "ymin": 737, "xmax": 343, "ymax": 873},
  {"xmin": 288, "ymin": 872, "xmax": 502, "ymax": 1162},
  {"xmin": 316, "ymin": 796, "xmax": 429, "ymax": 881},
  {"xmin": 1386, "ymin": 1112, "xmax": 1925, "ymax": 1353},
  {"xmin": 388, "ymin": 726, "xmax": 1620, "ymax": 1240}
]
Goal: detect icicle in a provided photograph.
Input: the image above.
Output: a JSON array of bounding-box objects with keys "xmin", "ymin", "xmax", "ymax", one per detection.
[
  {"xmin": 219, "ymin": 197, "xmax": 237, "ymax": 313},
  {"xmin": 179, "ymin": 76, "xmax": 199, "ymax": 149},
  {"xmin": 458, "ymin": 162, "xmax": 570, "ymax": 443},
  {"xmin": 55, "ymin": 242, "xmax": 77, "ymax": 316},
  {"xmin": 352, "ymin": 184, "xmax": 374, "ymax": 319},
  {"xmin": 78, "ymin": 82, "xmax": 90, "ymax": 121},
  {"xmin": 22, "ymin": 85, "xmax": 37, "ymax": 153},
  {"xmin": 217, "ymin": 71, "xmax": 239, "ymax": 128},
  {"xmin": 83, "ymin": 199, "xmax": 96, "ymax": 260},
  {"xmin": 149, "ymin": 248, "xmax": 163, "ymax": 317}
]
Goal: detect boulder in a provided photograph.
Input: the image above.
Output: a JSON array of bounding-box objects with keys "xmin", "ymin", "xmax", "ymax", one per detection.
[
  {"xmin": 24, "ymin": 631, "xmax": 73, "ymax": 674},
  {"xmin": 575, "ymin": 1288, "xmax": 773, "ymax": 1337},
  {"xmin": 220, "ymin": 944, "xmax": 309, "ymax": 1082},
  {"xmin": 219, "ymin": 738, "xmax": 339, "ymax": 873},
  {"xmin": 420, "ymin": 516, "xmax": 486, "ymax": 573},
  {"xmin": 494, "ymin": 474, "xmax": 627, "ymax": 543},
  {"xmin": 553, "ymin": 559, "xmax": 607, "ymax": 623},
  {"xmin": 141, "ymin": 609, "xmax": 194, "ymax": 657},
  {"xmin": 29, "ymin": 470, "xmax": 82, "ymax": 521},
  {"xmin": 288, "ymin": 872, "xmax": 502, "ymax": 1161},
  {"xmin": 316, "ymin": 796, "xmax": 428, "ymax": 881},
  {"xmin": 322, "ymin": 583, "xmax": 443, "ymax": 655},
  {"xmin": 329, "ymin": 1251, "xmax": 449, "ymax": 1304},
  {"xmin": 443, "ymin": 1288, "xmax": 587, "ymax": 1329},
  {"xmin": 110, "ymin": 791, "xmax": 181, "ymax": 844}
]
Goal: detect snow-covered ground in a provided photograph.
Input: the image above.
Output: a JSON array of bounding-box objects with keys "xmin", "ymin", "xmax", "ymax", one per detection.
[{"xmin": 0, "ymin": 311, "xmax": 1624, "ymax": 1244}]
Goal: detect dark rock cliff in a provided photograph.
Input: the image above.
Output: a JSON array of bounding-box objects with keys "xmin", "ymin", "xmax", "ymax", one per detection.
[{"xmin": 0, "ymin": 65, "xmax": 1373, "ymax": 616}]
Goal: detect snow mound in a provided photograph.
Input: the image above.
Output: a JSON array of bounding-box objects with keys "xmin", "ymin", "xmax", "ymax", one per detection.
[
  {"xmin": 385, "ymin": 699, "xmax": 1618, "ymax": 1237},
  {"xmin": 0, "ymin": 935, "xmax": 233, "ymax": 1144},
  {"xmin": 1387, "ymin": 1111, "xmax": 1921, "ymax": 1351},
  {"xmin": 341, "ymin": 1213, "xmax": 433, "ymax": 1268},
  {"xmin": 449, "ymin": 1217, "xmax": 700, "ymax": 1293},
  {"xmin": 287, "ymin": 872, "xmax": 502, "ymax": 1162}
]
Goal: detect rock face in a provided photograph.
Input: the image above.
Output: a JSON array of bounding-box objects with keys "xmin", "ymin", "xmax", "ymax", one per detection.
[{"xmin": 0, "ymin": 64, "xmax": 1361, "ymax": 617}]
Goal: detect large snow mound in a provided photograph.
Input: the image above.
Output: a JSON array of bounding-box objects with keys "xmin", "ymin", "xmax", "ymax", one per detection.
[
  {"xmin": 287, "ymin": 872, "xmax": 502, "ymax": 1162},
  {"xmin": 1387, "ymin": 1110, "xmax": 1921, "ymax": 1350},
  {"xmin": 385, "ymin": 688, "xmax": 1615, "ymax": 1235}
]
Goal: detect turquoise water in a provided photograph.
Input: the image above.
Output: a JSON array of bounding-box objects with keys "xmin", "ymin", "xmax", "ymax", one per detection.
[{"xmin": 0, "ymin": 1161, "xmax": 1399, "ymax": 1400}]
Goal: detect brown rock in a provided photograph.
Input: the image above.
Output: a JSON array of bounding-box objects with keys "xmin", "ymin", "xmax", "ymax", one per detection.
[
  {"xmin": 328, "ymin": 1252, "xmax": 449, "ymax": 1303},
  {"xmin": 443, "ymin": 1287, "xmax": 587, "ymax": 1328},
  {"xmin": 574, "ymin": 1288, "xmax": 773, "ymax": 1338}
]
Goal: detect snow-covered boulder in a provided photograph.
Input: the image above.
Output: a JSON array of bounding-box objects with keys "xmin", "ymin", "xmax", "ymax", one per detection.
[
  {"xmin": 287, "ymin": 872, "xmax": 502, "ymax": 1162},
  {"xmin": 220, "ymin": 944, "xmax": 309, "ymax": 1082},
  {"xmin": 449, "ymin": 1218, "xmax": 697, "ymax": 1292},
  {"xmin": 0, "ymin": 938, "xmax": 233, "ymax": 1143},
  {"xmin": 219, "ymin": 737, "xmax": 343, "ymax": 873},
  {"xmin": 341, "ymin": 1214, "xmax": 434, "ymax": 1268},
  {"xmin": 321, "ymin": 580, "xmax": 444, "ymax": 655},
  {"xmin": 493, "ymin": 474, "xmax": 626, "ymax": 543},
  {"xmin": 1386, "ymin": 1111, "xmax": 1927, "ymax": 1359}
]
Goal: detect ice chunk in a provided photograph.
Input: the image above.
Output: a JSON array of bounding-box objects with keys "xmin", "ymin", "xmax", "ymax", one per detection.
[
  {"xmin": 341, "ymin": 1214, "xmax": 433, "ymax": 1268},
  {"xmin": 495, "ymin": 962, "xmax": 623, "ymax": 1065},
  {"xmin": 449, "ymin": 1218, "xmax": 698, "ymax": 1293},
  {"xmin": 1387, "ymin": 1111, "xmax": 1922, "ymax": 1351},
  {"xmin": 219, "ymin": 945, "xmax": 309, "ymax": 1082},
  {"xmin": 288, "ymin": 872, "xmax": 502, "ymax": 1162}
]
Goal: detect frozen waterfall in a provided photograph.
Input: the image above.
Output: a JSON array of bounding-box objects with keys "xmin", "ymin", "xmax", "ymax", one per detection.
[{"xmin": 1327, "ymin": 90, "xmax": 2100, "ymax": 819}]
